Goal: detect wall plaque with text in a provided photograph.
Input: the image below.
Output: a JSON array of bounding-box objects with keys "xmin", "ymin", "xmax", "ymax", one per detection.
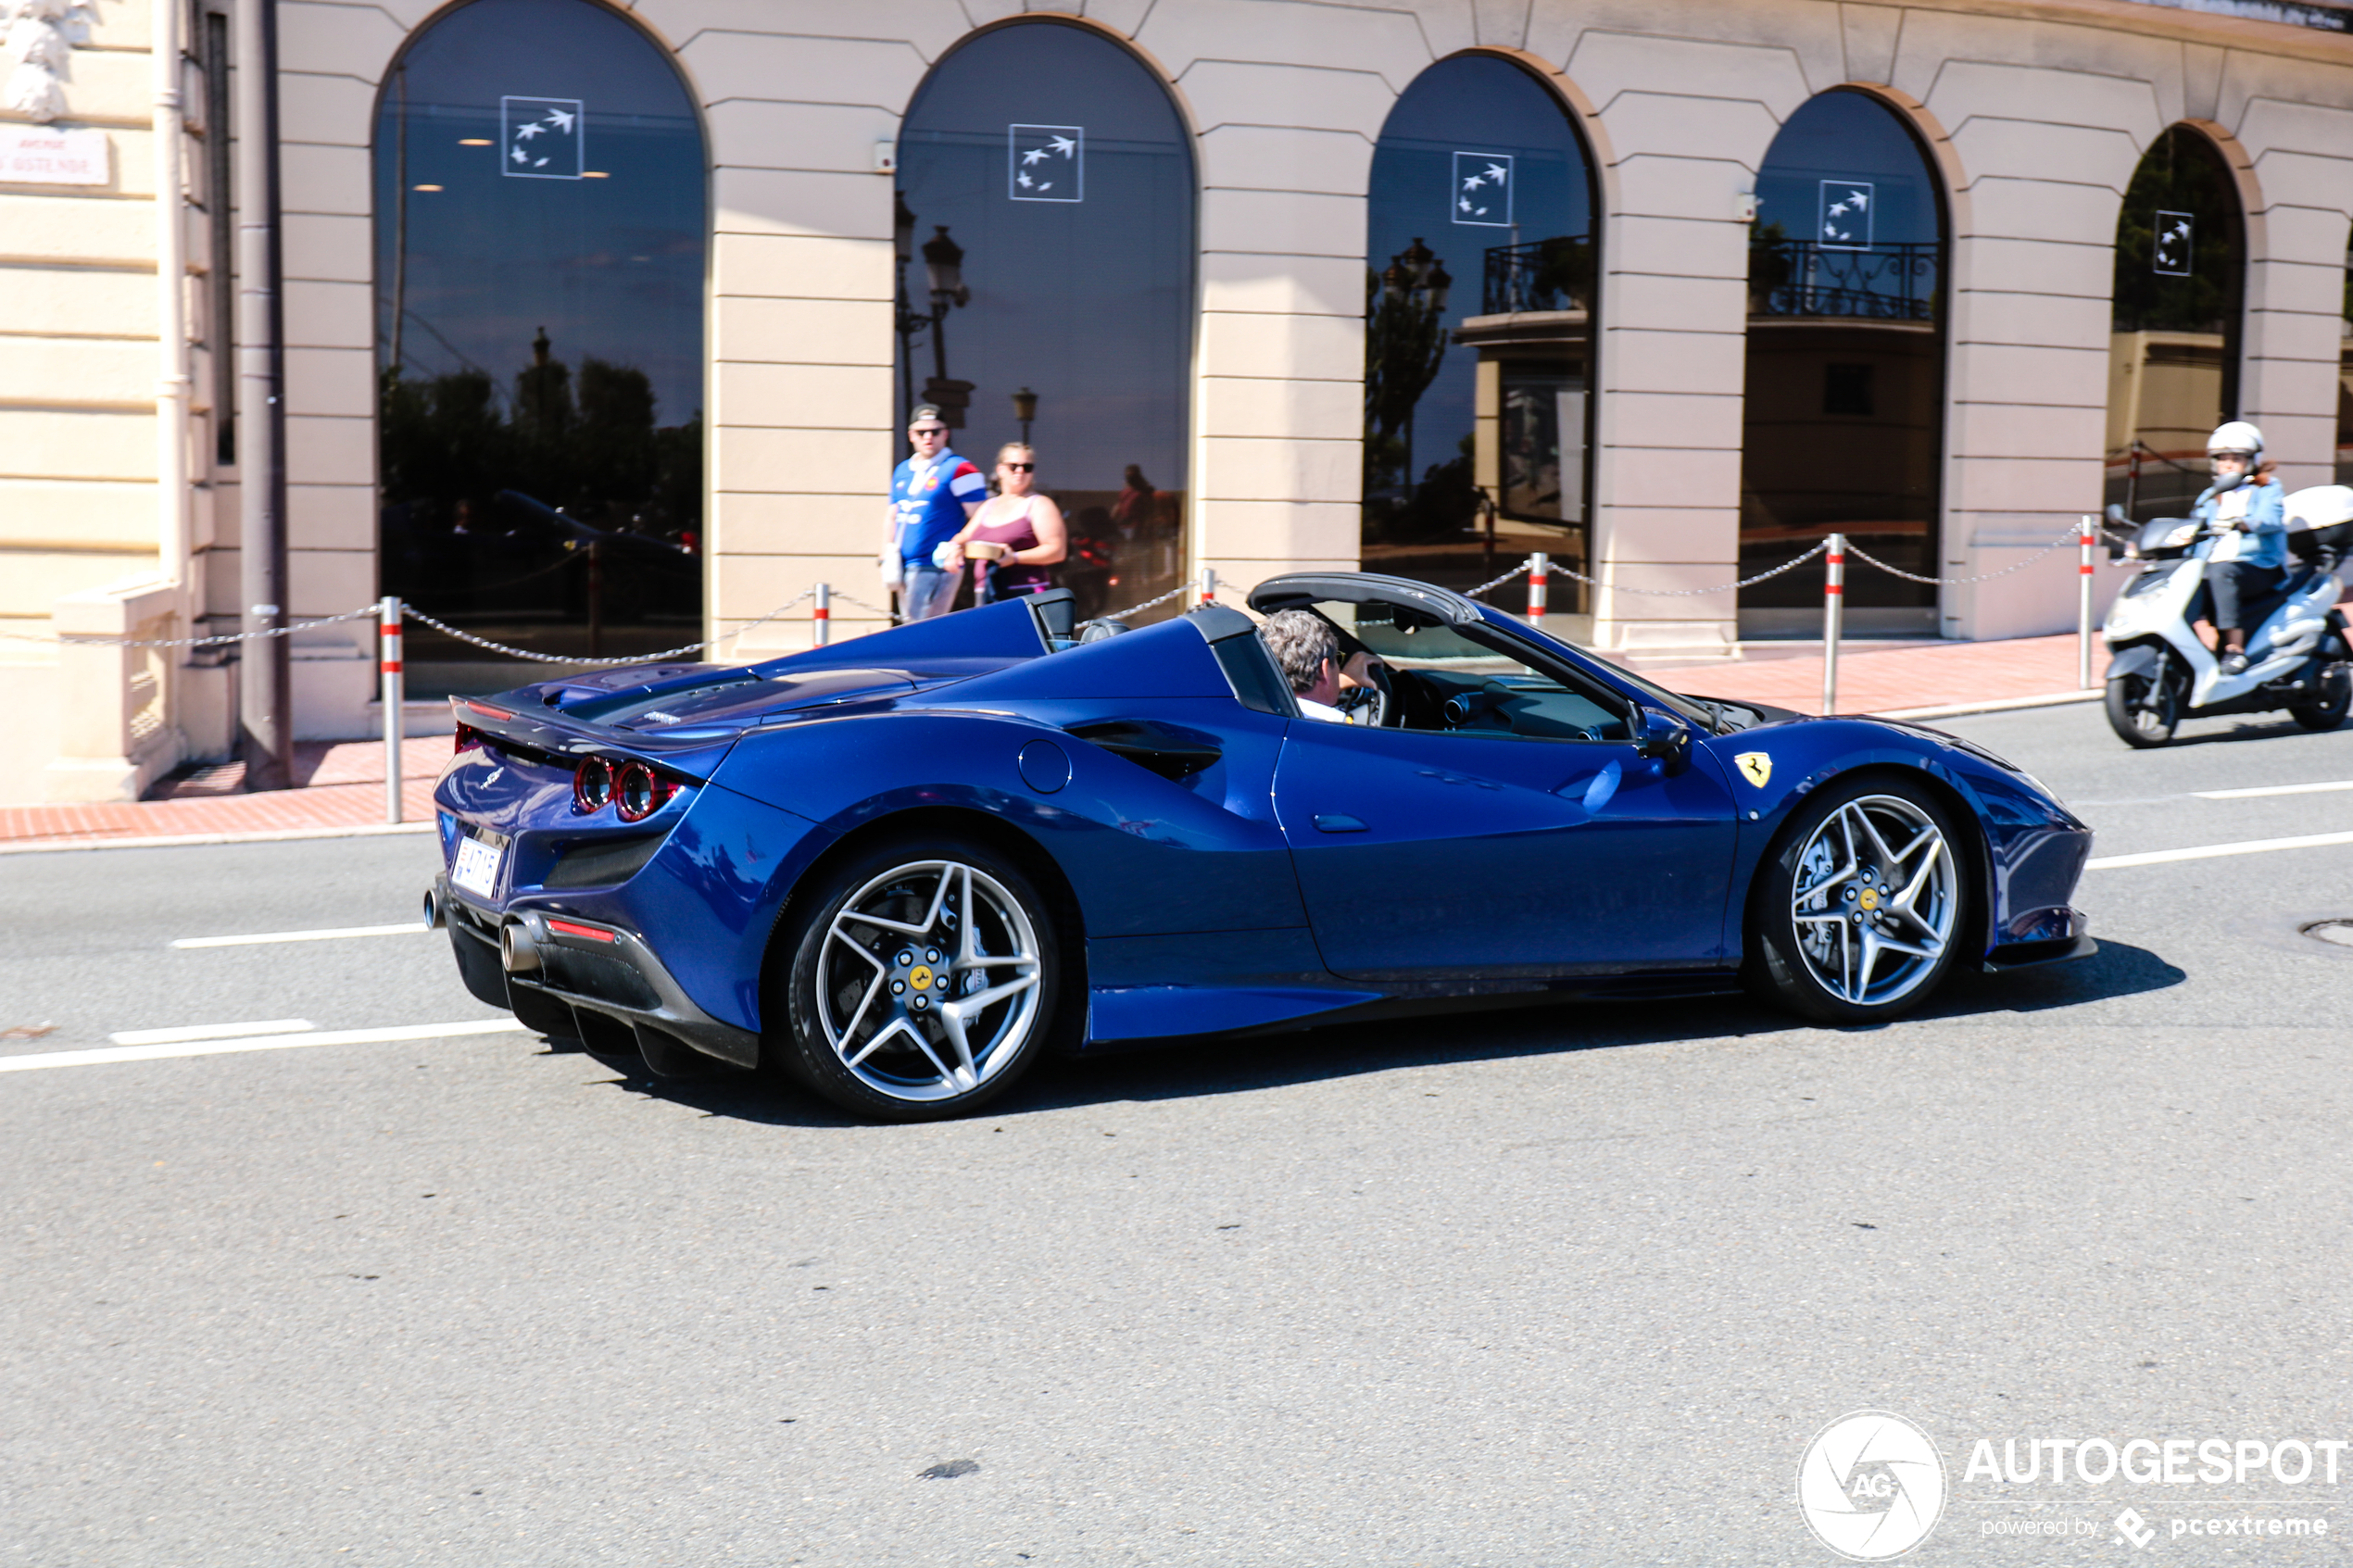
[{"xmin": 0, "ymin": 126, "xmax": 109, "ymax": 186}]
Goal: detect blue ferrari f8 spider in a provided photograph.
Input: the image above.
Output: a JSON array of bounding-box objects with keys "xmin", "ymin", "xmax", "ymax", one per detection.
[{"xmin": 425, "ymin": 573, "xmax": 2094, "ymax": 1121}]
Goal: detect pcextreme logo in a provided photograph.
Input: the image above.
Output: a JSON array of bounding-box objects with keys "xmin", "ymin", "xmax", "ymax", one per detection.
[{"xmin": 1798, "ymin": 1410, "xmax": 1948, "ymax": 1560}]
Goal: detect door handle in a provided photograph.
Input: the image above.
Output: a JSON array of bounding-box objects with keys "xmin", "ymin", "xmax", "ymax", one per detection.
[{"xmin": 1312, "ymin": 813, "xmax": 1367, "ymax": 834}]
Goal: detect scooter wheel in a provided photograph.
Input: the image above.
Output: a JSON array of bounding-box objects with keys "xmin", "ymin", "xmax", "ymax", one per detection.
[
  {"xmin": 2290, "ymin": 659, "xmax": 2351, "ymax": 733},
  {"xmin": 2105, "ymin": 661, "xmax": 2183, "ymax": 747}
]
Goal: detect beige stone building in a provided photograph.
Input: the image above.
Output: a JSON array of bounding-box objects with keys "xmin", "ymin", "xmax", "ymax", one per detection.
[{"xmin": 6, "ymin": 0, "xmax": 2353, "ymax": 805}]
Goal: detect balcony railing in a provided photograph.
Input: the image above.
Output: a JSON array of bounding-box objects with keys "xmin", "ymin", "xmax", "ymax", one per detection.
[
  {"xmin": 1480, "ymin": 236, "xmax": 1594, "ymax": 316},
  {"xmin": 1749, "ymin": 239, "xmax": 1939, "ymax": 322}
]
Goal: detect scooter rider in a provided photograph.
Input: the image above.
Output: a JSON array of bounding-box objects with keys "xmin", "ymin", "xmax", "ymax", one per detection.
[{"xmin": 2195, "ymin": 420, "xmax": 2286, "ymax": 674}]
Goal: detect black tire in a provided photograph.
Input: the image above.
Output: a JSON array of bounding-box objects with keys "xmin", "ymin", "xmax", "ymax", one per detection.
[
  {"xmin": 2289, "ymin": 658, "xmax": 2351, "ymax": 732},
  {"xmin": 1746, "ymin": 776, "xmax": 1971, "ymax": 1026},
  {"xmin": 771, "ymin": 834, "xmax": 1059, "ymax": 1123},
  {"xmin": 2105, "ymin": 654, "xmax": 2183, "ymax": 748}
]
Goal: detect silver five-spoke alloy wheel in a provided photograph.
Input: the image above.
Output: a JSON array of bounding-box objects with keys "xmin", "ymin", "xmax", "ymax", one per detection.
[
  {"xmin": 1787, "ymin": 793, "xmax": 1957, "ymax": 1008},
  {"xmin": 815, "ymin": 858, "xmax": 1044, "ymax": 1103}
]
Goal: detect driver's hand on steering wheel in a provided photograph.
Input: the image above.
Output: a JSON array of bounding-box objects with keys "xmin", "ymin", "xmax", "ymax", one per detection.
[{"xmin": 1338, "ymin": 652, "xmax": 1385, "ymax": 690}]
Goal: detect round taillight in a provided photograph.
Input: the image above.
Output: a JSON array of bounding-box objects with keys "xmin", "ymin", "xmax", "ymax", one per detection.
[
  {"xmin": 573, "ymin": 756, "xmax": 614, "ymax": 813},
  {"xmin": 614, "ymin": 760, "xmax": 670, "ymax": 822}
]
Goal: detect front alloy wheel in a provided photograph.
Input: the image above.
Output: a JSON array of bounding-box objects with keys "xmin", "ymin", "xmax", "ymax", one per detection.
[
  {"xmin": 778, "ymin": 838, "xmax": 1057, "ymax": 1121},
  {"xmin": 2105, "ymin": 654, "xmax": 2183, "ymax": 747},
  {"xmin": 1750, "ymin": 782, "xmax": 1966, "ymax": 1024}
]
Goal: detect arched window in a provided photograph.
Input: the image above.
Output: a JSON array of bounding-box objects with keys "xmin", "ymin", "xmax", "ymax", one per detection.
[
  {"xmin": 1739, "ymin": 89, "xmax": 1946, "ymax": 637},
  {"xmin": 895, "ymin": 22, "xmax": 1195, "ymax": 621},
  {"xmin": 1363, "ymin": 55, "xmax": 1599, "ymax": 617},
  {"xmin": 372, "ymin": 0, "xmax": 706, "ymax": 685},
  {"xmin": 2106, "ymin": 127, "xmax": 2246, "ymax": 523}
]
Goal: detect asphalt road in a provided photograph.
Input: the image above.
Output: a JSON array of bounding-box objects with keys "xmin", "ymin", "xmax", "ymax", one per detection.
[{"xmin": 5, "ymin": 703, "xmax": 2352, "ymax": 1566}]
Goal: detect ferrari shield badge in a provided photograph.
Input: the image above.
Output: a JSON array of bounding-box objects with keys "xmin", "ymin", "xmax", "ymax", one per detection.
[{"xmin": 1734, "ymin": 752, "xmax": 1772, "ymax": 789}]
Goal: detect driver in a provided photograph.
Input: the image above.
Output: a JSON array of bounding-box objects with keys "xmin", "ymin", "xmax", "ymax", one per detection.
[
  {"xmin": 1258, "ymin": 609, "xmax": 1384, "ymax": 722},
  {"xmin": 2195, "ymin": 420, "xmax": 2286, "ymax": 675}
]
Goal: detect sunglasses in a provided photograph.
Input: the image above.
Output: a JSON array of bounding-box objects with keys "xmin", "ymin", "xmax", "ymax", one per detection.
[
  {"xmin": 1001, "ymin": 462, "xmax": 1034, "ymax": 472},
  {"xmin": 909, "ymin": 426, "xmax": 947, "ymax": 437}
]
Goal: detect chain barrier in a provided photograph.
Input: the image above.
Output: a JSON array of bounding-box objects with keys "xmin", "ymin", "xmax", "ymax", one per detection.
[
  {"xmin": 402, "ymin": 592, "xmax": 816, "ymax": 666},
  {"xmin": 1093, "ymin": 580, "xmax": 1196, "ymax": 621},
  {"xmin": 1463, "ymin": 560, "xmax": 1531, "ymax": 599},
  {"xmin": 825, "ymin": 587, "xmax": 902, "ymax": 624},
  {"xmin": 1547, "ymin": 540, "xmax": 1831, "ymax": 597},
  {"xmin": 1843, "ymin": 524, "xmax": 2080, "ymax": 586},
  {"xmin": 0, "ymin": 604, "xmax": 379, "ymax": 649}
]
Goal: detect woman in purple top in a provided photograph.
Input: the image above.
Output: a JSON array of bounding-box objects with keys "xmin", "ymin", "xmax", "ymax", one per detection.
[{"xmin": 945, "ymin": 443, "xmax": 1067, "ymax": 602}]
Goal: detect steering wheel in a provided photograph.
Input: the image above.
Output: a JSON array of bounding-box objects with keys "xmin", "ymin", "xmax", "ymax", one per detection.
[{"xmin": 1334, "ymin": 657, "xmax": 1393, "ymax": 727}]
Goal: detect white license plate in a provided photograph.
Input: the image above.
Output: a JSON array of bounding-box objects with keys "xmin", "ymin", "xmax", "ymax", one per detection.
[{"xmin": 451, "ymin": 834, "xmax": 504, "ymax": 897}]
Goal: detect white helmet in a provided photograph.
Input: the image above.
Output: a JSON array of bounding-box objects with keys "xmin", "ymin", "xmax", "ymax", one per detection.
[{"xmin": 2208, "ymin": 420, "xmax": 2264, "ymax": 459}]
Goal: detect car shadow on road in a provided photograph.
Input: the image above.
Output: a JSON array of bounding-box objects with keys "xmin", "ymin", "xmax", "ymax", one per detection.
[
  {"xmin": 1913, "ymin": 936, "xmax": 2187, "ymax": 1020},
  {"xmin": 2158, "ymin": 715, "xmax": 2343, "ymax": 746},
  {"xmin": 552, "ymin": 937, "xmax": 2186, "ymax": 1128}
]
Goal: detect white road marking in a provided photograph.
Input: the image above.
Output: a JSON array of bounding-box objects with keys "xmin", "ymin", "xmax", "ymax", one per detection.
[
  {"xmin": 1877, "ymin": 690, "xmax": 2104, "ymax": 721},
  {"xmin": 109, "ymin": 1018, "xmax": 315, "ymax": 1046},
  {"xmin": 2192, "ymin": 779, "xmax": 2353, "ymax": 799},
  {"xmin": 0, "ymin": 1019, "xmax": 529, "ymax": 1073},
  {"xmin": 0, "ymin": 821, "xmax": 436, "ymax": 856},
  {"xmin": 2085, "ymin": 829, "xmax": 2353, "ymax": 871},
  {"xmin": 170, "ymin": 922, "xmax": 429, "ymax": 949}
]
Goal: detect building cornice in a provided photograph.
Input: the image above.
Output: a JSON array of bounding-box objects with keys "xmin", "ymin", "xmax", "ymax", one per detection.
[{"xmin": 1841, "ymin": 0, "xmax": 2353, "ymax": 64}]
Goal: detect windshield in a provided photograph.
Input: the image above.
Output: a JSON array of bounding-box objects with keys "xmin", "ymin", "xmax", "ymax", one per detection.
[
  {"xmin": 1302, "ymin": 600, "xmax": 1650, "ymax": 741},
  {"xmin": 1591, "ymin": 658, "xmax": 1729, "ymax": 734}
]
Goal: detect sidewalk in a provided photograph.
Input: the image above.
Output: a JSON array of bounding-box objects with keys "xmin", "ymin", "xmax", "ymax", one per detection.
[
  {"xmin": 1, "ymin": 738, "xmax": 447, "ymax": 852},
  {"xmin": 0, "ymin": 632, "xmax": 2108, "ymax": 850},
  {"xmin": 1617, "ymin": 629, "xmax": 2108, "ymax": 719}
]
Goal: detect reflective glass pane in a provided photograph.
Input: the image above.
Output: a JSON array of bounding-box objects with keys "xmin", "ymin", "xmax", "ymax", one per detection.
[
  {"xmin": 895, "ymin": 22, "xmax": 1194, "ymax": 622},
  {"xmin": 1741, "ymin": 91, "xmax": 1945, "ymax": 634},
  {"xmin": 372, "ymin": 0, "xmax": 706, "ymax": 690},
  {"xmin": 1364, "ymin": 56, "xmax": 1596, "ymax": 611},
  {"xmin": 2339, "ymin": 234, "xmax": 2352, "ymax": 485},
  {"xmin": 2105, "ymin": 126, "xmax": 2246, "ymax": 523}
]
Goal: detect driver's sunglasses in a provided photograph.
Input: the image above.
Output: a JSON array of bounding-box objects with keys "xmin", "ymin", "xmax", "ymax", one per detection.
[{"xmin": 1001, "ymin": 462, "xmax": 1034, "ymax": 472}]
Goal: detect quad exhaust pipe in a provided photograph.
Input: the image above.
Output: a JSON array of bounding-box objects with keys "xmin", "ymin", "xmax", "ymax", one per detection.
[
  {"xmin": 425, "ymin": 881, "xmax": 542, "ymax": 976},
  {"xmin": 499, "ymin": 919, "xmax": 541, "ymax": 974}
]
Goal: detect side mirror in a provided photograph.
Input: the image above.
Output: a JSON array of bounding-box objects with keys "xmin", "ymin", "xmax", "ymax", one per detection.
[{"xmin": 1629, "ymin": 705, "xmax": 1693, "ymax": 772}]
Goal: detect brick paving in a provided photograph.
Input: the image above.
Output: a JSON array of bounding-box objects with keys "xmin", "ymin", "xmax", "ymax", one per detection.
[
  {"xmin": 1622, "ymin": 630, "xmax": 2109, "ymax": 719},
  {"xmin": 1, "ymin": 738, "xmax": 448, "ymax": 850},
  {"xmin": 2, "ymin": 633, "xmax": 2109, "ymax": 848}
]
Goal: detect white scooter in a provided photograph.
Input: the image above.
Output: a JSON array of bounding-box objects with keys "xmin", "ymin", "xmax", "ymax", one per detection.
[{"xmin": 2101, "ymin": 483, "xmax": 2353, "ymax": 747}]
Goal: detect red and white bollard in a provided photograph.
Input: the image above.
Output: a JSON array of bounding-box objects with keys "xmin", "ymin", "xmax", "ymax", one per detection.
[
  {"xmin": 2078, "ymin": 515, "xmax": 2097, "ymax": 689},
  {"xmin": 1821, "ymin": 533, "xmax": 1845, "ymax": 716},
  {"xmin": 1197, "ymin": 566, "xmax": 1218, "ymax": 608},
  {"xmin": 812, "ymin": 581, "xmax": 832, "ymax": 647},
  {"xmin": 1526, "ymin": 552, "xmax": 1549, "ymax": 627},
  {"xmin": 379, "ymin": 595, "xmax": 404, "ymax": 825}
]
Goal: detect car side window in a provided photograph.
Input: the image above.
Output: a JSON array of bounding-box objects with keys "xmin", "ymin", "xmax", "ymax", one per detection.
[{"xmin": 1308, "ymin": 601, "xmax": 1630, "ymax": 742}]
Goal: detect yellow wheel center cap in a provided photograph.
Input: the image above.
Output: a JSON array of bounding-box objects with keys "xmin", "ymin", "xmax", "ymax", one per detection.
[
  {"xmin": 909, "ymin": 964, "xmax": 934, "ymax": 989},
  {"xmin": 1857, "ymin": 889, "xmax": 1880, "ymax": 911}
]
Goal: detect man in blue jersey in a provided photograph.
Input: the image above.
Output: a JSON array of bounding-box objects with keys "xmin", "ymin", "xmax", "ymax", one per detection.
[{"xmin": 885, "ymin": 406, "xmax": 988, "ymax": 621}]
